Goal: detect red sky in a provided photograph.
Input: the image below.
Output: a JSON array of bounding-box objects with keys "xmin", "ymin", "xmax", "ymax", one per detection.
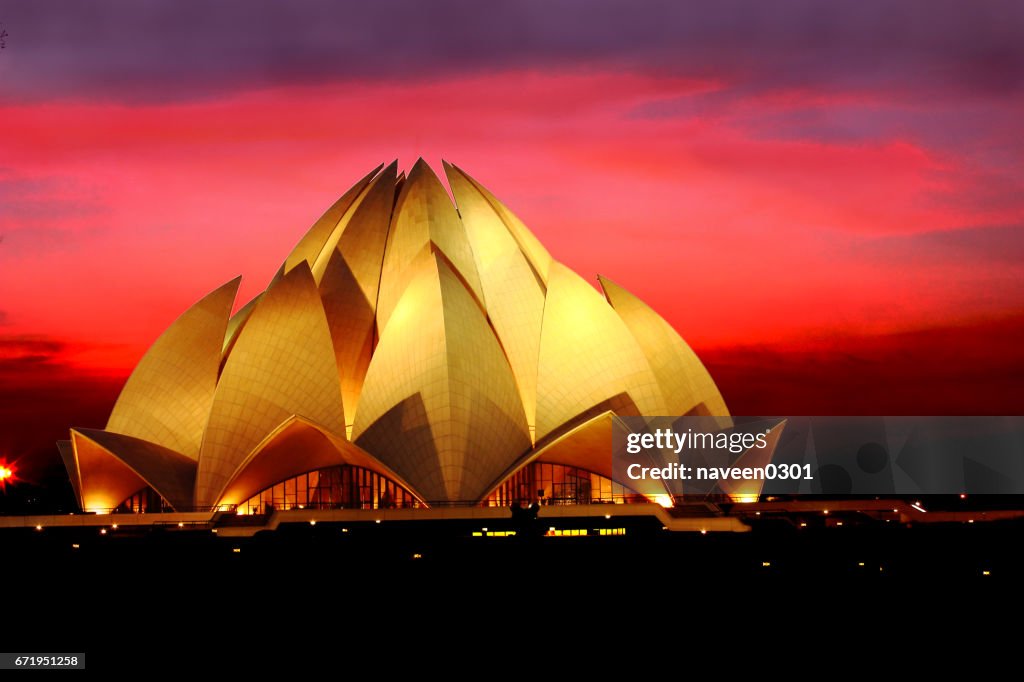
[{"xmin": 1, "ymin": 2, "xmax": 1023, "ymax": 484}]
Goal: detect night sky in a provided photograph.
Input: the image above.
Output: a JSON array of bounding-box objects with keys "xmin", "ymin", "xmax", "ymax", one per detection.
[{"xmin": 1, "ymin": 1, "xmax": 1023, "ymax": 487}]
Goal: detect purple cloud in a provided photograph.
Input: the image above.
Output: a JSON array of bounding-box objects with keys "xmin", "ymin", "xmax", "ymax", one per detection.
[{"xmin": 0, "ymin": 0, "xmax": 1021, "ymax": 102}]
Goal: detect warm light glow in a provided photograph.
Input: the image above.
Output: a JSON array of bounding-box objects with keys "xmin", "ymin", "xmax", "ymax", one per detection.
[
  {"xmin": 71, "ymin": 544, "xmax": 80, "ymax": 549},
  {"xmin": 233, "ymin": 547, "xmax": 241, "ymax": 553},
  {"xmin": 911, "ymin": 502, "xmax": 927, "ymax": 513},
  {"xmin": 111, "ymin": 524, "xmax": 118, "ymax": 529},
  {"xmin": 100, "ymin": 529, "xmax": 107, "ymax": 535},
  {"xmin": 731, "ymin": 494, "xmax": 759, "ymax": 504},
  {"xmin": 375, "ymin": 519, "xmax": 381, "ymax": 524},
  {"xmin": 0, "ymin": 458, "xmax": 20, "ymax": 494},
  {"xmin": 309, "ymin": 520, "xmax": 316, "ymax": 526},
  {"xmin": 412, "ymin": 553, "xmax": 422, "ymax": 559},
  {"xmin": 858, "ymin": 562, "xmax": 865, "ymax": 567},
  {"xmin": 35, "ymin": 525, "xmax": 42, "ymax": 531},
  {"xmin": 700, "ymin": 529, "xmax": 707, "ymax": 535},
  {"xmin": 762, "ymin": 561, "xmax": 771, "ymax": 567},
  {"xmin": 547, "ymin": 528, "xmax": 588, "ymax": 537},
  {"xmin": 982, "ymin": 570, "xmax": 991, "ymax": 576},
  {"xmin": 968, "ymin": 519, "xmax": 975, "ymax": 524},
  {"xmin": 799, "ymin": 522, "xmax": 807, "ymax": 527},
  {"xmin": 652, "ymin": 494, "xmax": 674, "ymax": 508},
  {"xmin": 823, "ymin": 509, "xmax": 829, "ymax": 515},
  {"xmin": 177, "ymin": 522, "xmax": 184, "ymax": 528}
]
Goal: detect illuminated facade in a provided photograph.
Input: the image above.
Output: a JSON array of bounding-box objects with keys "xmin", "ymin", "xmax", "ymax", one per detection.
[{"xmin": 59, "ymin": 160, "xmax": 734, "ymax": 513}]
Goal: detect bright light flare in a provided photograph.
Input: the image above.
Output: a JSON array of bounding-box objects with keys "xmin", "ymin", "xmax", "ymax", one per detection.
[
  {"xmin": 0, "ymin": 460, "xmax": 17, "ymax": 490},
  {"xmin": 652, "ymin": 494, "xmax": 674, "ymax": 508}
]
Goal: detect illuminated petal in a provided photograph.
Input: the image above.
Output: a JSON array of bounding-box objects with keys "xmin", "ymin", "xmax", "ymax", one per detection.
[
  {"xmin": 354, "ymin": 253, "xmax": 531, "ymax": 503},
  {"xmin": 195, "ymin": 264, "xmax": 344, "ymax": 507},
  {"xmin": 107, "ymin": 277, "xmax": 239, "ymax": 459},
  {"xmin": 70, "ymin": 428, "xmax": 196, "ymax": 512},
  {"xmin": 376, "ymin": 159, "xmax": 486, "ymax": 331},
  {"xmin": 281, "ymin": 163, "xmax": 383, "ymax": 274},
  {"xmin": 215, "ymin": 416, "xmax": 424, "ymax": 508},
  {"xmin": 445, "ymin": 161, "xmax": 544, "ymax": 441},
  {"xmin": 536, "ymin": 263, "xmax": 667, "ymax": 441},
  {"xmin": 600, "ymin": 275, "xmax": 729, "ymax": 417},
  {"xmin": 447, "ymin": 163, "xmax": 552, "ymax": 284}
]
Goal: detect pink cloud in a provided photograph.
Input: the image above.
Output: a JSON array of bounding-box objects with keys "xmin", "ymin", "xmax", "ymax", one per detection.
[{"xmin": 0, "ymin": 70, "xmax": 1020, "ymax": 371}]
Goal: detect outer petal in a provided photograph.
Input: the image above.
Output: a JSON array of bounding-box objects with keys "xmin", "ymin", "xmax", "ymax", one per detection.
[
  {"xmin": 717, "ymin": 421, "xmax": 786, "ymax": 502},
  {"xmin": 107, "ymin": 277, "xmax": 239, "ymax": 459},
  {"xmin": 599, "ymin": 275, "xmax": 729, "ymax": 417},
  {"xmin": 70, "ymin": 428, "xmax": 197, "ymax": 512}
]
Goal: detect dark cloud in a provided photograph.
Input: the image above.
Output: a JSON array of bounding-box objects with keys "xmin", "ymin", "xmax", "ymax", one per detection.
[
  {"xmin": 700, "ymin": 314, "xmax": 1024, "ymax": 416},
  {"xmin": 0, "ymin": 333, "xmax": 66, "ymax": 356},
  {"xmin": 0, "ymin": 333, "xmax": 123, "ymax": 504},
  {"xmin": 0, "ymin": 1, "xmax": 1022, "ymax": 102},
  {"xmin": 0, "ymin": 334, "xmax": 71, "ymax": 372}
]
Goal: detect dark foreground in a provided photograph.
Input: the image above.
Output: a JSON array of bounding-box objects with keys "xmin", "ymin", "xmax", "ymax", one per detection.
[{"xmin": 1, "ymin": 514, "xmax": 1015, "ymax": 668}]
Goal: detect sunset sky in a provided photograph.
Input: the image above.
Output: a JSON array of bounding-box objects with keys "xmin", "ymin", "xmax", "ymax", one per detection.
[{"xmin": 1, "ymin": 1, "xmax": 1022, "ymax": 483}]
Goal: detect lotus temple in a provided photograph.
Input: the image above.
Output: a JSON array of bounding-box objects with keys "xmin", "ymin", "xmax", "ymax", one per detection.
[{"xmin": 52, "ymin": 159, "xmax": 748, "ymax": 521}]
